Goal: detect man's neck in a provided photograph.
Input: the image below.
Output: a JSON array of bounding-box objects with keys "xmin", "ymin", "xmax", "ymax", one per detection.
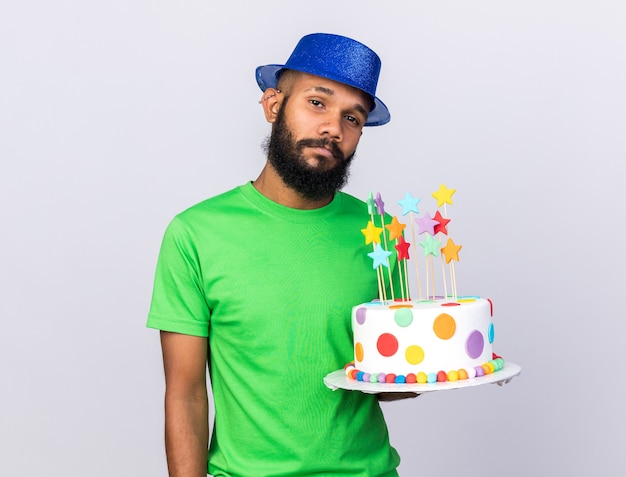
[{"xmin": 252, "ymin": 162, "xmax": 333, "ymax": 210}]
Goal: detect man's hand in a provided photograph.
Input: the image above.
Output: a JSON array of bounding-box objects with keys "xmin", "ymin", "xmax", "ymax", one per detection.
[{"xmin": 377, "ymin": 392, "xmax": 420, "ymax": 401}]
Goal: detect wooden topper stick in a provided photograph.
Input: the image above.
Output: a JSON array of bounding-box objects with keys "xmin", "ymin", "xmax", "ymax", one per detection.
[
  {"xmin": 377, "ymin": 214, "xmax": 395, "ymax": 302},
  {"xmin": 430, "ymin": 255, "xmax": 436, "ymax": 300},
  {"xmin": 367, "ymin": 214, "xmax": 387, "ymax": 302},
  {"xmin": 450, "ymin": 261, "xmax": 458, "ymax": 300},
  {"xmin": 409, "ymin": 215, "xmax": 423, "ymax": 300},
  {"xmin": 440, "ymin": 254, "xmax": 448, "ymax": 299}
]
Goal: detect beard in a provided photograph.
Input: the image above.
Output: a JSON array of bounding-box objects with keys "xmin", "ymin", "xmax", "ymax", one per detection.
[{"xmin": 262, "ymin": 100, "xmax": 355, "ymax": 201}]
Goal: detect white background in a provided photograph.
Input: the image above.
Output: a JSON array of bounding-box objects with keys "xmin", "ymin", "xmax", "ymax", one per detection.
[{"xmin": 1, "ymin": 1, "xmax": 625, "ymax": 476}]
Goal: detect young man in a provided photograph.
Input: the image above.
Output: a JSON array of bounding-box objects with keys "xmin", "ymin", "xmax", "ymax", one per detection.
[{"xmin": 148, "ymin": 33, "xmax": 401, "ymax": 476}]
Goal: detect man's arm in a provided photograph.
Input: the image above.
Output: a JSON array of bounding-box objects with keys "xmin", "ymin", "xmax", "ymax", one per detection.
[{"xmin": 160, "ymin": 331, "xmax": 209, "ymax": 477}]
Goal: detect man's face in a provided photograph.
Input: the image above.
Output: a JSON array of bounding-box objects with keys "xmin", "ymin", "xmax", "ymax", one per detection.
[{"xmin": 265, "ymin": 73, "xmax": 371, "ymax": 201}]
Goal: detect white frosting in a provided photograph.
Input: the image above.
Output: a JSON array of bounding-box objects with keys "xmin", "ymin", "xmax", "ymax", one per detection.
[{"xmin": 352, "ymin": 297, "xmax": 494, "ymax": 377}]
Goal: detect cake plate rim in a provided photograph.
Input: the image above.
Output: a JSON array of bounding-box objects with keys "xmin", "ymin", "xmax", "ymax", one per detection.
[{"xmin": 323, "ymin": 362, "xmax": 521, "ymax": 394}]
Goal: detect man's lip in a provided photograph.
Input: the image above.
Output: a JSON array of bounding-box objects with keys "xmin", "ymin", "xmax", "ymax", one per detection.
[{"xmin": 308, "ymin": 146, "xmax": 335, "ymax": 159}]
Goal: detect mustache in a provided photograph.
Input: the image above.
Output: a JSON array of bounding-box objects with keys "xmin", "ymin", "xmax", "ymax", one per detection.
[{"xmin": 295, "ymin": 138, "xmax": 345, "ymax": 161}]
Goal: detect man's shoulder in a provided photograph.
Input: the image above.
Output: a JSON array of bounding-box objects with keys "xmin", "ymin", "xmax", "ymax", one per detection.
[
  {"xmin": 335, "ymin": 191, "xmax": 369, "ymax": 216},
  {"xmin": 157, "ymin": 185, "xmax": 250, "ymax": 242},
  {"xmin": 175, "ymin": 184, "xmax": 248, "ymax": 221},
  {"xmin": 337, "ymin": 190, "xmax": 365, "ymax": 205}
]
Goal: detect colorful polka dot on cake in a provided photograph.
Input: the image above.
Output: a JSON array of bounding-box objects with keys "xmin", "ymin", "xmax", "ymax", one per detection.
[
  {"xmin": 393, "ymin": 308, "xmax": 413, "ymax": 327},
  {"xmin": 465, "ymin": 330, "xmax": 485, "ymax": 359},
  {"xmin": 377, "ymin": 333, "xmax": 398, "ymax": 357},
  {"xmin": 405, "ymin": 345, "xmax": 424, "ymax": 365},
  {"xmin": 356, "ymin": 307, "xmax": 367, "ymax": 324},
  {"xmin": 433, "ymin": 313, "xmax": 456, "ymax": 340},
  {"xmin": 355, "ymin": 342, "xmax": 364, "ymax": 362}
]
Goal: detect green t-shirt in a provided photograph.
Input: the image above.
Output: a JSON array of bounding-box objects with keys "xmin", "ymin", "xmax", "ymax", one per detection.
[{"xmin": 147, "ymin": 182, "xmax": 400, "ymax": 477}]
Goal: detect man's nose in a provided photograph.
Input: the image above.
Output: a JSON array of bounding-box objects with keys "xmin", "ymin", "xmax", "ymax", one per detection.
[{"xmin": 318, "ymin": 116, "xmax": 343, "ymax": 141}]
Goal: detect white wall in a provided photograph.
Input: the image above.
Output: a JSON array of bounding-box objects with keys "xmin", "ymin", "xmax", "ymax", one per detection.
[{"xmin": 1, "ymin": 1, "xmax": 624, "ymax": 476}]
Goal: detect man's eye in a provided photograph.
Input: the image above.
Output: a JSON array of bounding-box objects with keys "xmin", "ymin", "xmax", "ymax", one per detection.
[
  {"xmin": 310, "ymin": 99, "xmax": 323, "ymax": 107},
  {"xmin": 345, "ymin": 115, "xmax": 359, "ymax": 125}
]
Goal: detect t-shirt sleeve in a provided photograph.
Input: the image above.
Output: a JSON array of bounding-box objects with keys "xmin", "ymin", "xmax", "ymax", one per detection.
[{"xmin": 146, "ymin": 217, "xmax": 210, "ymax": 337}]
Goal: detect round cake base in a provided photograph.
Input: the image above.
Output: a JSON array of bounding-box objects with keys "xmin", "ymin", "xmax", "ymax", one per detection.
[{"xmin": 323, "ymin": 362, "xmax": 521, "ymax": 394}]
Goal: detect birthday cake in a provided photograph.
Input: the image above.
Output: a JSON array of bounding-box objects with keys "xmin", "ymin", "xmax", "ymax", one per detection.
[{"xmin": 345, "ymin": 185, "xmax": 505, "ymax": 385}]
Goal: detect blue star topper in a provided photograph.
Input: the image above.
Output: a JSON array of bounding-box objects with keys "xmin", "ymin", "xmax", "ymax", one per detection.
[
  {"xmin": 368, "ymin": 243, "xmax": 392, "ymax": 269},
  {"xmin": 397, "ymin": 192, "xmax": 421, "ymax": 216}
]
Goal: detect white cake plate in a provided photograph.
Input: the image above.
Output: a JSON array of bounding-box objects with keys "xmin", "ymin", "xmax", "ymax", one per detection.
[{"xmin": 324, "ymin": 362, "xmax": 521, "ymax": 394}]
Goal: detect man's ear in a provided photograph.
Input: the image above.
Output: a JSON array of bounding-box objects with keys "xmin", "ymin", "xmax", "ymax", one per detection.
[{"xmin": 260, "ymin": 88, "xmax": 281, "ymax": 124}]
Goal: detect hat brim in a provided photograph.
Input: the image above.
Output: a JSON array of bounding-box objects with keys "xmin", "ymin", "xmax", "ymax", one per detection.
[{"xmin": 256, "ymin": 64, "xmax": 390, "ymax": 127}]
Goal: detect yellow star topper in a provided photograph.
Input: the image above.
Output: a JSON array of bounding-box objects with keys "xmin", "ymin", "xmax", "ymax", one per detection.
[
  {"xmin": 432, "ymin": 183, "xmax": 456, "ymax": 208},
  {"xmin": 361, "ymin": 220, "xmax": 383, "ymax": 245},
  {"xmin": 385, "ymin": 216, "xmax": 406, "ymax": 241},
  {"xmin": 441, "ymin": 238, "xmax": 462, "ymax": 263}
]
